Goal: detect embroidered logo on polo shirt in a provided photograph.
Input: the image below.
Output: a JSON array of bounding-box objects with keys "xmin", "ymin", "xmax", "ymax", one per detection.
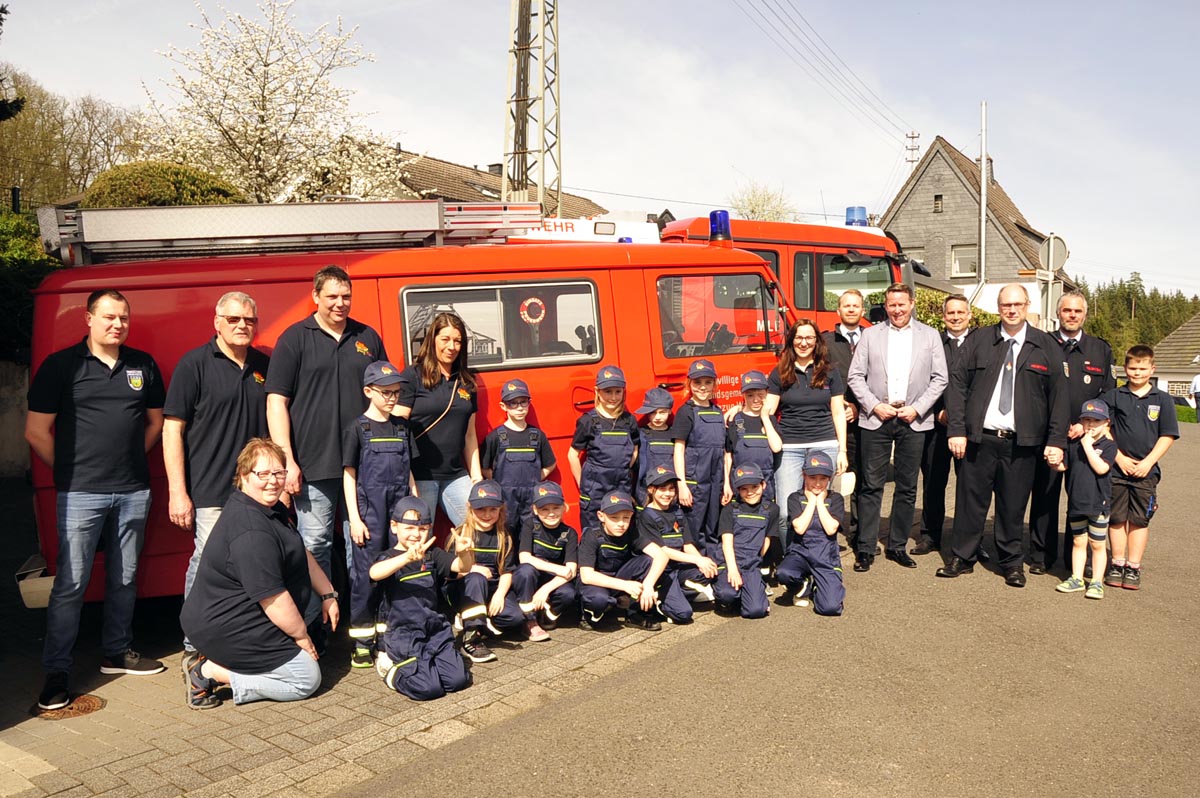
[
  {"xmin": 126, "ymin": 369, "xmax": 144, "ymax": 391},
  {"xmin": 1148, "ymin": 405, "xmax": 1160, "ymax": 421},
  {"xmin": 252, "ymin": 371, "xmax": 265, "ymax": 384},
  {"xmin": 457, "ymin": 387, "xmax": 471, "ymax": 401},
  {"xmin": 355, "ymin": 341, "xmax": 371, "ymax": 356}
]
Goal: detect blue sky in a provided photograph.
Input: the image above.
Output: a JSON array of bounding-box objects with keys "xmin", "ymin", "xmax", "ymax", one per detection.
[{"xmin": 4, "ymin": 0, "xmax": 1197, "ymax": 294}]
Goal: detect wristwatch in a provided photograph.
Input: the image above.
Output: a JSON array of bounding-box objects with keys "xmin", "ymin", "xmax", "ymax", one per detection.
[{"xmin": 320, "ymin": 591, "xmax": 338, "ymax": 601}]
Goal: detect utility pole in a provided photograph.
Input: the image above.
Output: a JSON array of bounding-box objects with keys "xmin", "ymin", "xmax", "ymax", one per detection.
[
  {"xmin": 905, "ymin": 131, "xmax": 920, "ymax": 171},
  {"xmin": 501, "ymin": 0, "xmax": 562, "ymax": 217}
]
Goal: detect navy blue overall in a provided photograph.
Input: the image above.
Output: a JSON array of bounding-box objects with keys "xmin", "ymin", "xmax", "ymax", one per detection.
[
  {"xmin": 713, "ymin": 504, "xmax": 770, "ymax": 619},
  {"xmin": 777, "ymin": 496, "xmax": 845, "ymax": 616},
  {"xmin": 492, "ymin": 427, "xmax": 544, "ymax": 538},
  {"xmin": 636, "ymin": 427, "xmax": 677, "ymax": 508},
  {"xmin": 511, "ymin": 521, "xmax": 579, "ymax": 620},
  {"xmin": 378, "ymin": 553, "xmax": 471, "ymax": 701},
  {"xmin": 730, "ymin": 413, "xmax": 776, "ymax": 502},
  {"xmin": 453, "ymin": 529, "xmax": 525, "ymax": 634},
  {"xmin": 578, "ymin": 415, "xmax": 636, "ymax": 532},
  {"xmin": 578, "ymin": 535, "xmax": 648, "ymax": 622},
  {"xmin": 350, "ymin": 418, "xmax": 412, "ymax": 644},
  {"xmin": 681, "ymin": 403, "xmax": 726, "ymax": 557},
  {"xmin": 639, "ymin": 507, "xmax": 705, "ymax": 623}
]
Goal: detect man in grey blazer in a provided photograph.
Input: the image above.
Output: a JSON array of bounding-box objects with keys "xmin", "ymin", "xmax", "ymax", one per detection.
[{"xmin": 847, "ymin": 283, "xmax": 948, "ymax": 571}]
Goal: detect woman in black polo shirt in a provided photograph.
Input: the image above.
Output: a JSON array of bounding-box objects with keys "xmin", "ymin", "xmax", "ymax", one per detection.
[
  {"xmin": 765, "ymin": 317, "xmax": 848, "ymax": 533},
  {"xmin": 180, "ymin": 439, "xmax": 339, "ymax": 709},
  {"xmin": 395, "ymin": 312, "xmax": 482, "ymax": 527}
]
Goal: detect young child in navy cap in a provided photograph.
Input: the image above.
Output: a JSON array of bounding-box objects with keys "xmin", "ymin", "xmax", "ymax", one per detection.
[
  {"xmin": 369, "ymin": 496, "xmax": 474, "ymax": 700},
  {"xmin": 776, "ymin": 451, "xmax": 845, "ymax": 615},
  {"xmin": 714, "ymin": 463, "xmax": 780, "ymax": 619},
  {"xmin": 635, "ymin": 387, "xmax": 676, "ymax": 509},
  {"xmin": 569, "ymin": 365, "xmax": 639, "ymax": 533},
  {"xmin": 511, "ymin": 481, "xmax": 578, "ymax": 641},
  {"xmin": 447, "ymin": 480, "xmax": 525, "ymax": 663},
  {"xmin": 481, "ymin": 378, "xmax": 556, "ymax": 540},
  {"xmin": 1056, "ymin": 399, "xmax": 1118, "ymax": 599},
  {"xmin": 724, "ymin": 370, "xmax": 783, "ymax": 503},
  {"xmin": 342, "ymin": 360, "xmax": 418, "ymax": 669},
  {"xmin": 672, "ymin": 359, "xmax": 726, "ymax": 557},
  {"xmin": 577, "ymin": 490, "xmax": 662, "ymax": 631}
]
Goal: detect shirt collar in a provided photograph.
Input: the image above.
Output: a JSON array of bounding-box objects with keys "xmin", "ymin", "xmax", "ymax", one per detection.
[{"xmin": 1000, "ymin": 323, "xmax": 1027, "ymax": 348}]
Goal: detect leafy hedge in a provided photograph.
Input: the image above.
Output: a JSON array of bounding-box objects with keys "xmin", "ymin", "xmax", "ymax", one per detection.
[
  {"xmin": 0, "ymin": 212, "xmax": 59, "ymax": 361},
  {"xmin": 865, "ymin": 288, "xmax": 1000, "ymax": 330},
  {"xmin": 81, "ymin": 161, "xmax": 247, "ymax": 208}
]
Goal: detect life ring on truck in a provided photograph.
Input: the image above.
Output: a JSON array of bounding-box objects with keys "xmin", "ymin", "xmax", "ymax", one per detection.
[{"xmin": 519, "ymin": 296, "xmax": 546, "ymax": 326}]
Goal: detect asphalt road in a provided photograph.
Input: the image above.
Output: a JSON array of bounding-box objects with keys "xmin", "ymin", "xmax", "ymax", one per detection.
[{"xmin": 349, "ymin": 431, "xmax": 1199, "ymax": 798}]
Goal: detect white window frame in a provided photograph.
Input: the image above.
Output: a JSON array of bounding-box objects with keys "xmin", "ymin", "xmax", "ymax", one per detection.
[{"xmin": 951, "ymin": 244, "xmax": 978, "ymax": 278}]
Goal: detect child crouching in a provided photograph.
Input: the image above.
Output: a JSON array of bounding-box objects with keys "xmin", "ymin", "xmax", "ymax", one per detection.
[{"xmin": 777, "ymin": 452, "xmax": 845, "ymax": 615}]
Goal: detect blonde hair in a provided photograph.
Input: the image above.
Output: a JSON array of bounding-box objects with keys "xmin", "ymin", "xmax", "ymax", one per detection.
[
  {"xmin": 233, "ymin": 438, "xmax": 286, "ymax": 490},
  {"xmin": 450, "ymin": 504, "xmax": 511, "ymax": 573}
]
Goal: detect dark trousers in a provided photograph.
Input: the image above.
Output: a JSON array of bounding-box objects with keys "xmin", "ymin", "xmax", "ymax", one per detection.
[
  {"xmin": 950, "ymin": 435, "xmax": 1038, "ymax": 570},
  {"xmin": 920, "ymin": 424, "xmax": 958, "ymax": 546},
  {"xmin": 1029, "ymin": 458, "xmax": 1071, "ymax": 569},
  {"xmin": 857, "ymin": 420, "xmax": 927, "ymax": 554}
]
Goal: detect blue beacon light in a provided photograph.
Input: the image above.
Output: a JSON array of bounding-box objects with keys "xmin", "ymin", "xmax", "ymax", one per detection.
[{"xmin": 709, "ymin": 210, "xmax": 732, "ymax": 246}]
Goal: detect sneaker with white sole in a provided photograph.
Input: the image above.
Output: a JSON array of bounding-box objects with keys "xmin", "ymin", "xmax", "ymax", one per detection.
[
  {"xmin": 38, "ymin": 672, "xmax": 70, "ymax": 711},
  {"xmin": 526, "ymin": 620, "xmax": 551, "ymax": 642},
  {"xmin": 683, "ymin": 579, "xmax": 715, "ymax": 603},
  {"xmin": 100, "ymin": 649, "xmax": 166, "ymax": 676},
  {"xmin": 375, "ymin": 649, "xmax": 394, "ymax": 679},
  {"xmin": 1056, "ymin": 576, "xmax": 1086, "ymax": 593},
  {"xmin": 793, "ymin": 575, "xmax": 813, "ymax": 607},
  {"xmin": 461, "ymin": 631, "xmax": 497, "ymax": 663},
  {"xmin": 1085, "ymin": 581, "xmax": 1105, "ymax": 600}
]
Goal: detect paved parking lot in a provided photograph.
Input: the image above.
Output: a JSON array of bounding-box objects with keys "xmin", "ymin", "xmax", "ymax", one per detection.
[{"xmin": 2, "ymin": 431, "xmax": 1198, "ymax": 798}]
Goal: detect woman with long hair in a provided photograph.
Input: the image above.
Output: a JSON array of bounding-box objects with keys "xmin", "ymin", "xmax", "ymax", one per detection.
[{"xmin": 395, "ymin": 312, "xmax": 482, "ymax": 527}]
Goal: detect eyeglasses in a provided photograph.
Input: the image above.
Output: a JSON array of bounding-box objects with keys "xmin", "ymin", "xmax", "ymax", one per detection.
[
  {"xmin": 504, "ymin": 398, "xmax": 530, "ymax": 408},
  {"xmin": 251, "ymin": 469, "xmax": 287, "ymax": 481},
  {"xmin": 372, "ymin": 388, "xmax": 401, "ymax": 400},
  {"xmin": 221, "ymin": 315, "xmax": 259, "ymax": 325},
  {"xmin": 793, "ymin": 335, "xmax": 817, "ymax": 343},
  {"xmin": 998, "ymin": 302, "xmax": 1028, "ymax": 310}
]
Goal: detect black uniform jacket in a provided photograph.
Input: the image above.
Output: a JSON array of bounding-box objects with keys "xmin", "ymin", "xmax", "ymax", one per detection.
[{"xmin": 945, "ymin": 323, "xmax": 1070, "ymax": 449}]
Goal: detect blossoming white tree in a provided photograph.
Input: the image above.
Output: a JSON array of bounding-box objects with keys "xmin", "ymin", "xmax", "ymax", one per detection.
[
  {"xmin": 139, "ymin": 0, "xmax": 413, "ymax": 203},
  {"xmin": 727, "ymin": 180, "xmax": 797, "ymax": 222}
]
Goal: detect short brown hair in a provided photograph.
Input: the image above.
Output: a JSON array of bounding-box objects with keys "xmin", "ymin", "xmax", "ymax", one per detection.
[
  {"xmin": 885, "ymin": 282, "xmax": 914, "ymax": 301},
  {"xmin": 86, "ymin": 289, "xmax": 129, "ymax": 314},
  {"xmin": 313, "ymin": 265, "xmax": 351, "ymax": 293},
  {"xmin": 942, "ymin": 293, "xmax": 969, "ymax": 312},
  {"xmin": 233, "ymin": 438, "xmax": 287, "ymax": 489},
  {"xmin": 1124, "ymin": 345, "xmax": 1155, "ymax": 365}
]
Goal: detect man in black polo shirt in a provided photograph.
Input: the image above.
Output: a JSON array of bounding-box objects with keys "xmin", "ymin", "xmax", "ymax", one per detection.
[
  {"xmin": 26, "ymin": 289, "xmax": 168, "ymax": 711},
  {"xmin": 1027, "ymin": 291, "xmax": 1115, "ymax": 574},
  {"xmin": 266, "ymin": 266, "xmax": 387, "ymax": 576},
  {"xmin": 163, "ymin": 291, "xmax": 270, "ymax": 655}
]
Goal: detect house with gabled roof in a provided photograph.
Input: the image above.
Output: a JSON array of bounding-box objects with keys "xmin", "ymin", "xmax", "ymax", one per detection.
[
  {"xmin": 880, "ymin": 136, "xmax": 1073, "ymax": 321},
  {"xmin": 397, "ymin": 150, "xmax": 606, "ymax": 219},
  {"xmin": 1142, "ymin": 311, "xmax": 1200, "ymax": 399}
]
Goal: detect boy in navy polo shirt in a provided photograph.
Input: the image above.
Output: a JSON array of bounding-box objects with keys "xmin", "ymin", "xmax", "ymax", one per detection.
[
  {"xmin": 481, "ymin": 378, "xmax": 555, "ymax": 539},
  {"xmin": 1102, "ymin": 346, "xmax": 1179, "ymax": 590},
  {"xmin": 1056, "ymin": 400, "xmax": 1118, "ymax": 600}
]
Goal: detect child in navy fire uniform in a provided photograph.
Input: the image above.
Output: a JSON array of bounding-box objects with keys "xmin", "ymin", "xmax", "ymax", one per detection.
[
  {"xmin": 714, "ymin": 463, "xmax": 778, "ymax": 619},
  {"xmin": 777, "ymin": 451, "xmax": 845, "ymax": 615},
  {"xmin": 511, "ymin": 481, "xmax": 578, "ymax": 641},
  {"xmin": 480, "ymin": 378, "xmax": 556, "ymax": 539}
]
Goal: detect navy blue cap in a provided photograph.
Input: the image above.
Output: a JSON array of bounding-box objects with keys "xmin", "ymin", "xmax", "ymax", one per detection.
[
  {"xmin": 804, "ymin": 451, "xmax": 835, "ymax": 477},
  {"xmin": 390, "ymin": 495, "xmax": 432, "ymax": 525},
  {"xmin": 532, "ymin": 481, "xmax": 565, "ymax": 507},
  {"xmin": 363, "ymin": 360, "xmax": 403, "ymax": 387},
  {"xmin": 644, "ymin": 465, "xmax": 679, "ymax": 487},
  {"xmin": 468, "ymin": 479, "xmax": 504, "ymax": 508},
  {"xmin": 688, "ymin": 359, "xmax": 717, "ymax": 379},
  {"xmin": 730, "ymin": 463, "xmax": 765, "ymax": 488},
  {"xmin": 635, "ymin": 387, "xmax": 674, "ymax": 414},
  {"xmin": 740, "ymin": 370, "xmax": 769, "ymax": 392},
  {"xmin": 500, "ymin": 378, "xmax": 531, "ymax": 403},
  {"xmin": 1079, "ymin": 399, "xmax": 1110, "ymax": 420},
  {"xmin": 598, "ymin": 490, "xmax": 635, "ymax": 515},
  {"xmin": 595, "ymin": 365, "xmax": 626, "ymax": 389}
]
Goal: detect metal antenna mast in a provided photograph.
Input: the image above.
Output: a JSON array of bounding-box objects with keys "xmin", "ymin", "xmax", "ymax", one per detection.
[{"xmin": 501, "ymin": 0, "xmax": 562, "ymax": 217}]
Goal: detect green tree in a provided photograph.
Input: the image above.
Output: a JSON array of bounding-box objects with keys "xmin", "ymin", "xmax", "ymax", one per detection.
[
  {"xmin": 81, "ymin": 161, "xmax": 247, "ymax": 208},
  {"xmin": 866, "ymin": 287, "xmax": 999, "ymax": 329},
  {"xmin": 0, "ymin": 211, "xmax": 58, "ymax": 359},
  {"xmin": 0, "ymin": 5, "xmax": 25, "ymax": 122}
]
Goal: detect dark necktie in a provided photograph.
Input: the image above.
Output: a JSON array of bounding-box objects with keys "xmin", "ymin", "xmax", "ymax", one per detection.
[
  {"xmin": 1063, "ymin": 337, "xmax": 1077, "ymax": 353},
  {"xmin": 847, "ymin": 330, "xmax": 858, "ymax": 352},
  {"xmin": 999, "ymin": 340, "xmax": 1016, "ymax": 414}
]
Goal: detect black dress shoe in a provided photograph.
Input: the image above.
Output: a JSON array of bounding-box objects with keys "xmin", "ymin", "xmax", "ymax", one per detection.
[
  {"xmin": 1005, "ymin": 568, "xmax": 1027, "ymax": 588},
  {"xmin": 976, "ymin": 547, "xmax": 991, "ymax": 564},
  {"xmin": 1028, "ymin": 563, "xmax": 1047, "ymax": 576},
  {"xmin": 936, "ymin": 557, "xmax": 975, "ymax": 578},
  {"xmin": 853, "ymin": 552, "xmax": 873, "ymax": 572},
  {"xmin": 885, "ymin": 549, "xmax": 918, "ymax": 568},
  {"xmin": 911, "ymin": 536, "xmax": 939, "ymax": 555}
]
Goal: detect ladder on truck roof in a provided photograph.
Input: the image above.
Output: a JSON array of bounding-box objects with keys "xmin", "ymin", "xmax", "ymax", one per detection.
[{"xmin": 36, "ymin": 200, "xmax": 544, "ymax": 266}]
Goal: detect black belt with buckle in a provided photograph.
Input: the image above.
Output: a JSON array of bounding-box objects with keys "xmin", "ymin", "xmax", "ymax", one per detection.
[
  {"xmin": 982, "ymin": 428, "xmax": 1015, "ymax": 439},
  {"xmin": 888, "ymin": 400, "xmax": 905, "ymax": 408}
]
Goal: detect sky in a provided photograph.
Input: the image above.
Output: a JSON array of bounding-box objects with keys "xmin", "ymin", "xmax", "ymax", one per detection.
[{"xmin": 3, "ymin": 0, "xmax": 1198, "ymax": 294}]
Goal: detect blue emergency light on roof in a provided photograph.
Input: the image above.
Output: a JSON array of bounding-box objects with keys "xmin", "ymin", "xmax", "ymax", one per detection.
[
  {"xmin": 618, "ymin": 237, "xmax": 632, "ymax": 243},
  {"xmin": 845, "ymin": 206, "xmax": 868, "ymax": 227},
  {"xmin": 709, "ymin": 210, "xmax": 731, "ymax": 241}
]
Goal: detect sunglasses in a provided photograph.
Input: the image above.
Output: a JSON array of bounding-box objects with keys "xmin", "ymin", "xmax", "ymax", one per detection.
[{"xmin": 221, "ymin": 315, "xmax": 259, "ymax": 325}]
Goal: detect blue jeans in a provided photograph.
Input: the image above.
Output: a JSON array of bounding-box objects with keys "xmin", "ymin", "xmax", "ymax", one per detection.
[
  {"xmin": 775, "ymin": 444, "xmax": 840, "ymax": 537},
  {"xmin": 415, "ymin": 475, "xmax": 472, "ymax": 529},
  {"xmin": 228, "ymin": 648, "xmax": 321, "ymax": 705},
  {"xmin": 182, "ymin": 506, "xmax": 222, "ymax": 652},
  {"xmin": 43, "ymin": 489, "xmax": 151, "ymax": 673},
  {"xmin": 295, "ymin": 478, "xmax": 342, "ymax": 577}
]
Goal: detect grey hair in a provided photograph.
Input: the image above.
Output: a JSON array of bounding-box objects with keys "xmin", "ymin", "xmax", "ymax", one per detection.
[
  {"xmin": 1057, "ymin": 290, "xmax": 1088, "ymax": 314},
  {"xmin": 216, "ymin": 291, "xmax": 257, "ymax": 315}
]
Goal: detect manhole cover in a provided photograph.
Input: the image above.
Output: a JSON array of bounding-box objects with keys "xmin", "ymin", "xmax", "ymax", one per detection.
[{"xmin": 29, "ymin": 694, "xmax": 106, "ymax": 719}]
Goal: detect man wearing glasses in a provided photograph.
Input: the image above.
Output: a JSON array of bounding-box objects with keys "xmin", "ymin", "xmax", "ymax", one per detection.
[{"xmin": 163, "ymin": 291, "xmax": 271, "ymax": 660}]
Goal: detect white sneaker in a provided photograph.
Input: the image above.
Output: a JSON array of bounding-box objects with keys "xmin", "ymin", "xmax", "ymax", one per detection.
[
  {"xmin": 684, "ymin": 580, "xmax": 715, "ymax": 603},
  {"xmin": 793, "ymin": 576, "xmax": 813, "ymax": 608},
  {"xmin": 375, "ymin": 650, "xmax": 394, "ymax": 679}
]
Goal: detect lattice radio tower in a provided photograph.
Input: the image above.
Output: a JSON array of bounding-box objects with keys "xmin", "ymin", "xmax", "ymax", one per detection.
[{"xmin": 501, "ymin": 0, "xmax": 562, "ymax": 217}]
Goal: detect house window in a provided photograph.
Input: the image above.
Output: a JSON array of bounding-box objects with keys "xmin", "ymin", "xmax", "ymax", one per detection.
[
  {"xmin": 1168, "ymin": 381, "xmax": 1191, "ymax": 398},
  {"xmin": 933, "ymin": 194, "xmax": 944, "ymax": 213},
  {"xmin": 951, "ymin": 245, "xmax": 978, "ymax": 278}
]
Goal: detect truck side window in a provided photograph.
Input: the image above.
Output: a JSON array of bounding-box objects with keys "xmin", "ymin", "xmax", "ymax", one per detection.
[
  {"xmin": 793, "ymin": 252, "xmax": 813, "ymax": 310},
  {"xmin": 401, "ymin": 281, "xmax": 601, "ymax": 370},
  {"xmin": 820, "ymin": 254, "xmax": 892, "ymax": 312},
  {"xmin": 656, "ymin": 275, "xmax": 783, "ymax": 359}
]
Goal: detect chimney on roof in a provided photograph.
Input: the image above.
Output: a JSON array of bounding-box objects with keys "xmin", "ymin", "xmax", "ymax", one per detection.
[
  {"xmin": 974, "ymin": 156, "xmax": 994, "ymax": 183},
  {"xmin": 488, "ymin": 164, "xmax": 503, "ymax": 176}
]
